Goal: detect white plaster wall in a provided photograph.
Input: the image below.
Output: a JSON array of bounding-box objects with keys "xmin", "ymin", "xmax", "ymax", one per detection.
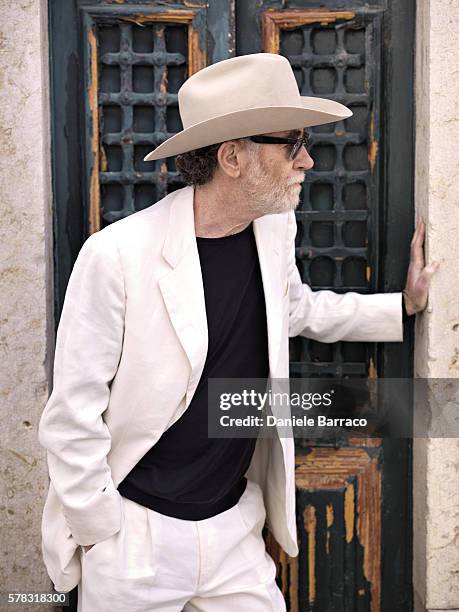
[
  {"xmin": 0, "ymin": 0, "xmax": 54, "ymax": 604},
  {"xmin": 413, "ymin": 0, "xmax": 459, "ymax": 609}
]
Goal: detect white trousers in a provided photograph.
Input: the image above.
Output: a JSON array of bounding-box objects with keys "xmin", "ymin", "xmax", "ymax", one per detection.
[{"xmin": 77, "ymin": 479, "xmax": 287, "ymax": 611}]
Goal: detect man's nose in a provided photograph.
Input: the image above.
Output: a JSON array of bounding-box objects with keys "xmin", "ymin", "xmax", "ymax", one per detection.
[{"xmin": 293, "ymin": 146, "xmax": 314, "ymax": 170}]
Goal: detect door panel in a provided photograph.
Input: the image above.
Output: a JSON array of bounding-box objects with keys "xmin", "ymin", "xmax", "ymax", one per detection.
[
  {"xmin": 238, "ymin": 2, "xmax": 414, "ymax": 611},
  {"xmin": 50, "ymin": 0, "xmax": 234, "ymax": 316},
  {"xmin": 49, "ymin": 1, "xmax": 414, "ymax": 610},
  {"xmin": 81, "ymin": 5, "xmax": 207, "ymax": 232},
  {"xmin": 261, "ymin": 8, "xmax": 383, "ymax": 379}
]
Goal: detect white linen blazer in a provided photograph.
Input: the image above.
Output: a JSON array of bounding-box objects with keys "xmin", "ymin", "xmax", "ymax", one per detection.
[{"xmin": 38, "ymin": 185, "xmax": 403, "ymax": 592}]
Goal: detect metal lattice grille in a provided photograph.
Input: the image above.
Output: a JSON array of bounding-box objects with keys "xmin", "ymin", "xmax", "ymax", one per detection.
[
  {"xmin": 99, "ymin": 22, "xmax": 187, "ymax": 224},
  {"xmin": 286, "ymin": 21, "xmax": 376, "ymax": 291},
  {"xmin": 82, "ymin": 7, "xmax": 206, "ymax": 231},
  {"xmin": 263, "ymin": 10, "xmax": 381, "ymax": 377}
]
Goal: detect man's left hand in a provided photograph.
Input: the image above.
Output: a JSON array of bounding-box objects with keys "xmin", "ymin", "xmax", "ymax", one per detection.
[{"xmin": 403, "ymin": 219, "xmax": 440, "ymax": 315}]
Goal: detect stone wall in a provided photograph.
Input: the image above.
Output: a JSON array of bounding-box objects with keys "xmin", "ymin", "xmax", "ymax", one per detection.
[
  {"xmin": 413, "ymin": 0, "xmax": 459, "ymax": 610},
  {"xmin": 0, "ymin": 0, "xmax": 54, "ymax": 606}
]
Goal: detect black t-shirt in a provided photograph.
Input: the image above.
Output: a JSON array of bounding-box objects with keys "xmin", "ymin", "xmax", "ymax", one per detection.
[{"xmin": 117, "ymin": 223, "xmax": 269, "ymax": 520}]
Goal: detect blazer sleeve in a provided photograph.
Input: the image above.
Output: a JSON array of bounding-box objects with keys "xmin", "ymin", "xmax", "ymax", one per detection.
[
  {"xmin": 286, "ymin": 211, "xmax": 403, "ymax": 343},
  {"xmin": 38, "ymin": 230, "xmax": 125, "ymax": 547}
]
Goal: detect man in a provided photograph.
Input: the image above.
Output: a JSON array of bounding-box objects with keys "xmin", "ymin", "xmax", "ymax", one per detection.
[{"xmin": 38, "ymin": 53, "xmax": 438, "ymax": 611}]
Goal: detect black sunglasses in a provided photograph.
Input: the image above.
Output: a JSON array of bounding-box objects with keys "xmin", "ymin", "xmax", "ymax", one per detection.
[{"xmin": 247, "ymin": 131, "xmax": 312, "ymax": 160}]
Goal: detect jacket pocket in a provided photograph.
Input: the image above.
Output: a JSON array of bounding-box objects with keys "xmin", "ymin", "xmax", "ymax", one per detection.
[{"xmin": 41, "ymin": 485, "xmax": 81, "ymax": 592}]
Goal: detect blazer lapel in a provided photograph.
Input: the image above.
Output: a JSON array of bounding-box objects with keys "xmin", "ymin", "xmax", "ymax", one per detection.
[
  {"xmin": 158, "ymin": 189, "xmax": 283, "ymax": 408},
  {"xmin": 158, "ymin": 187, "xmax": 208, "ymax": 408},
  {"xmin": 254, "ymin": 217, "xmax": 293, "ymax": 452},
  {"xmin": 253, "ymin": 215, "xmax": 282, "ymax": 375}
]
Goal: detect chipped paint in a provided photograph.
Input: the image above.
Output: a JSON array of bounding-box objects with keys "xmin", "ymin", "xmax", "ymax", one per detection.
[
  {"xmin": 344, "ymin": 483, "xmax": 355, "ymax": 543},
  {"xmin": 369, "ymin": 140, "xmax": 378, "ymax": 173},
  {"xmin": 368, "ymin": 357, "xmax": 377, "ymax": 379},
  {"xmin": 264, "ymin": 530, "xmax": 301, "ymax": 611},
  {"xmin": 356, "ymin": 457, "xmax": 382, "ymax": 611},
  {"xmin": 326, "ymin": 503, "xmax": 334, "ymax": 554},
  {"xmin": 122, "ymin": 18, "xmax": 147, "ymax": 27},
  {"xmin": 303, "ymin": 504, "xmax": 317, "ymax": 605},
  {"xmin": 124, "ymin": 10, "xmax": 200, "ymax": 23},
  {"xmin": 262, "ymin": 10, "xmax": 355, "ymax": 54},
  {"xmin": 183, "ymin": 0, "xmax": 208, "ymax": 7},
  {"xmin": 88, "ymin": 28, "xmax": 101, "ymax": 234},
  {"xmin": 100, "ymin": 145, "xmax": 107, "ymax": 173},
  {"xmin": 296, "ymin": 450, "xmax": 382, "ymax": 610},
  {"xmin": 279, "ymin": 550, "xmax": 289, "ymax": 597},
  {"xmin": 368, "ymin": 110, "xmax": 378, "ymax": 173},
  {"xmin": 288, "ymin": 554, "xmax": 299, "ymax": 612}
]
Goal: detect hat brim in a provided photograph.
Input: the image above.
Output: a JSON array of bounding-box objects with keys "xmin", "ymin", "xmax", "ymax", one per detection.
[{"xmin": 143, "ymin": 96, "xmax": 352, "ymax": 161}]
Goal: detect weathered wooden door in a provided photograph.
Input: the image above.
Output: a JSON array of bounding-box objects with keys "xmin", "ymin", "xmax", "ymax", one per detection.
[
  {"xmin": 49, "ymin": 1, "xmax": 415, "ymax": 610},
  {"xmin": 238, "ymin": 3, "xmax": 415, "ymax": 611}
]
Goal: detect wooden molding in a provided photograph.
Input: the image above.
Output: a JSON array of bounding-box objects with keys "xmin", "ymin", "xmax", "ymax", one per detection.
[
  {"xmin": 87, "ymin": 10, "xmax": 206, "ymax": 233},
  {"xmin": 267, "ymin": 447, "xmax": 382, "ymax": 612},
  {"xmin": 262, "ymin": 9, "xmax": 355, "ymax": 54}
]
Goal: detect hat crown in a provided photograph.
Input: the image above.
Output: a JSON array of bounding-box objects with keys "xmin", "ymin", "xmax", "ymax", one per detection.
[{"xmin": 178, "ymin": 53, "xmax": 302, "ymax": 129}]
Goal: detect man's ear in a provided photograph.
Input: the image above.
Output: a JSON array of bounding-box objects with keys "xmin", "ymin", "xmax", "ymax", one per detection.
[{"xmin": 216, "ymin": 141, "xmax": 245, "ymax": 179}]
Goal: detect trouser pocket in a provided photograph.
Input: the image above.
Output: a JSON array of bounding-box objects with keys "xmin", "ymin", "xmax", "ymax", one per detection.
[
  {"xmin": 81, "ymin": 496, "xmax": 160, "ymax": 579},
  {"xmin": 234, "ymin": 481, "xmax": 267, "ymax": 564}
]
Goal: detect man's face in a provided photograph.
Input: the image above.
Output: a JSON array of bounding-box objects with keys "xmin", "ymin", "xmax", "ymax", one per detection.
[{"xmin": 241, "ymin": 129, "xmax": 314, "ymax": 216}]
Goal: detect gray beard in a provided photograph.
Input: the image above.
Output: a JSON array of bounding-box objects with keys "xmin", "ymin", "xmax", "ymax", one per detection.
[{"xmin": 242, "ymin": 150, "xmax": 303, "ymax": 216}]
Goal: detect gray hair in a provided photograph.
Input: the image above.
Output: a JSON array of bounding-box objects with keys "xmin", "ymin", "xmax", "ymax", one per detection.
[{"xmin": 175, "ymin": 138, "xmax": 259, "ymax": 186}]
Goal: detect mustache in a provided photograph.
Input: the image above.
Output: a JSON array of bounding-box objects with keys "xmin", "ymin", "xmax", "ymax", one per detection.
[{"xmin": 287, "ymin": 176, "xmax": 305, "ymax": 186}]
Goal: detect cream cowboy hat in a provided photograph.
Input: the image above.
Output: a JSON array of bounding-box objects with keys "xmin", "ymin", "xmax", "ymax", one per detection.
[{"xmin": 144, "ymin": 53, "xmax": 352, "ymax": 161}]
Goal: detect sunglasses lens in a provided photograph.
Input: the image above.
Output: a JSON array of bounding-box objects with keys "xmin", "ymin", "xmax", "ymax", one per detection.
[
  {"xmin": 290, "ymin": 140, "xmax": 302, "ymax": 159},
  {"xmin": 290, "ymin": 134, "xmax": 311, "ymax": 159}
]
